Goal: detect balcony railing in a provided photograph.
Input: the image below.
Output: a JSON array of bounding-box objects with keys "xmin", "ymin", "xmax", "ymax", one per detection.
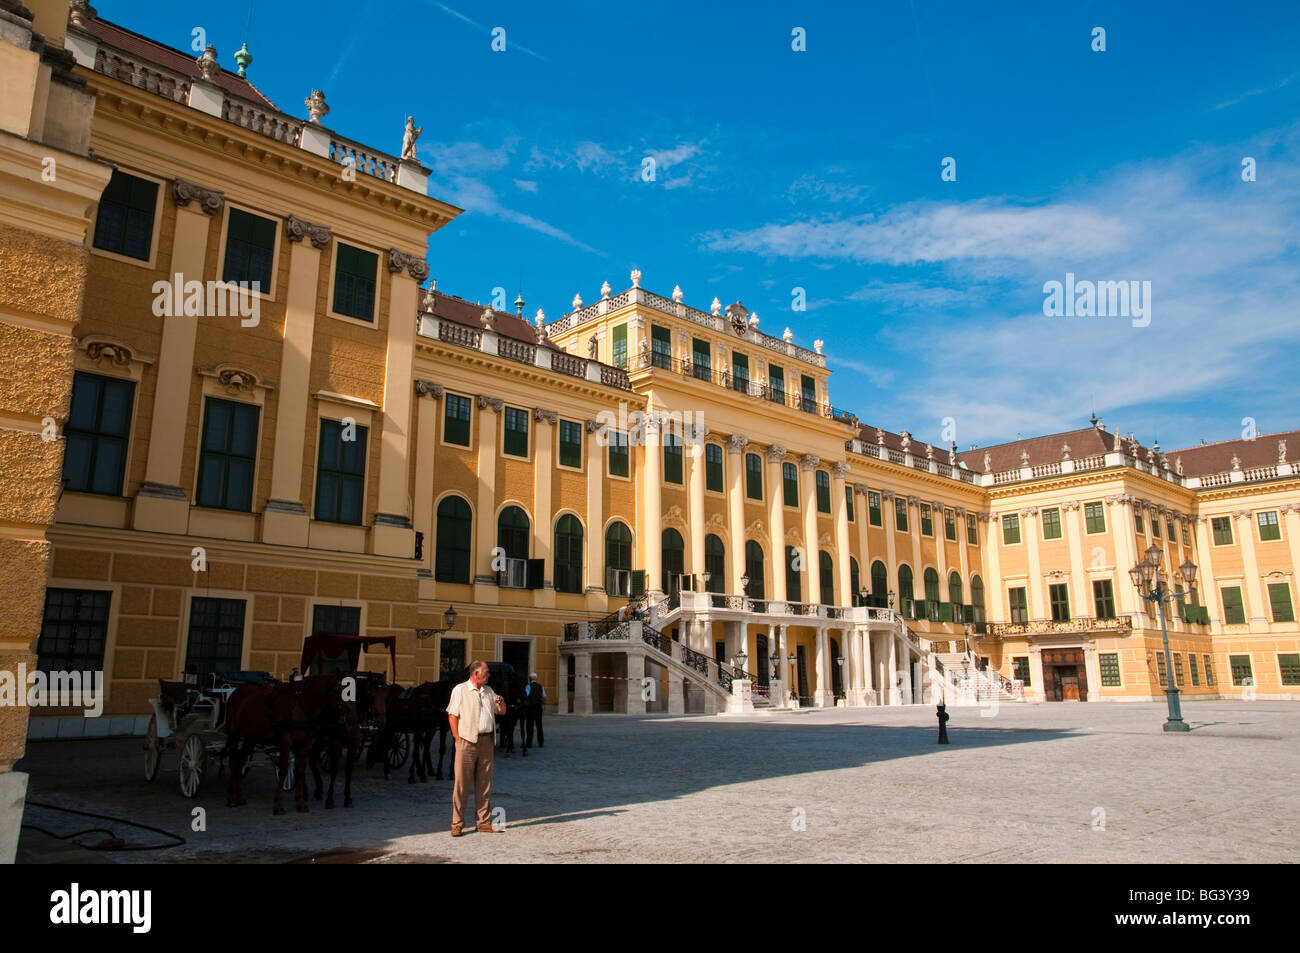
[
  {"xmin": 499, "ymin": 337, "xmax": 536, "ymax": 365},
  {"xmin": 986, "ymin": 616, "xmax": 1134, "ymax": 638}
]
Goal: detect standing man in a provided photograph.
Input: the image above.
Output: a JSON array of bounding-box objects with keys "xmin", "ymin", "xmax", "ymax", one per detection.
[
  {"xmin": 524, "ymin": 672, "xmax": 545, "ymax": 749},
  {"xmin": 446, "ymin": 660, "xmax": 506, "ymax": 836}
]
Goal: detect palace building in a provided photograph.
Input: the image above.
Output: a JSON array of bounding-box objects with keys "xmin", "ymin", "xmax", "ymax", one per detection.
[{"xmin": 4, "ymin": 0, "xmax": 1299, "ymax": 803}]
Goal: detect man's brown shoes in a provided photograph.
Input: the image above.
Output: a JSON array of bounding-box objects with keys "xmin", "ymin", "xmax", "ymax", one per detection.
[
  {"xmin": 450, "ymin": 826, "xmax": 463, "ymax": 837},
  {"xmin": 476, "ymin": 825, "xmax": 503, "ymax": 833}
]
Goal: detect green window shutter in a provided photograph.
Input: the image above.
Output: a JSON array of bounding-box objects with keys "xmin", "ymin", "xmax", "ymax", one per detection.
[
  {"xmin": 1268, "ymin": 583, "xmax": 1295, "ymax": 622},
  {"xmin": 939, "ymin": 602, "xmax": 953, "ymax": 622},
  {"xmin": 816, "ymin": 471, "xmax": 830, "ymax": 513},
  {"xmin": 559, "ymin": 419, "xmax": 582, "ymax": 468},
  {"xmin": 332, "ymin": 243, "xmax": 378, "ymax": 321},
  {"xmin": 746, "ymin": 453, "xmax": 763, "ymax": 500},
  {"xmin": 769, "ymin": 365, "xmax": 784, "ymax": 398},
  {"xmin": 1099, "ymin": 653, "xmax": 1120, "ymax": 687},
  {"xmin": 526, "ymin": 558, "xmax": 545, "ymax": 591},
  {"xmin": 609, "ymin": 432, "xmax": 629, "ymax": 477},
  {"xmin": 630, "ymin": 570, "xmax": 646, "ymax": 597},
  {"xmin": 503, "ymin": 407, "xmax": 529, "ymax": 457},
  {"xmin": 612, "ymin": 324, "xmax": 627, "ymax": 368},
  {"xmin": 1279, "ymin": 653, "xmax": 1300, "ymax": 686},
  {"xmin": 223, "ymin": 207, "xmax": 277, "ymax": 290},
  {"xmin": 783, "ymin": 463, "xmax": 798, "ymax": 507},
  {"xmin": 706, "ymin": 444, "xmax": 723, "ymax": 492},
  {"xmin": 444, "ymin": 394, "xmax": 471, "ymax": 446},
  {"xmin": 663, "ymin": 436, "xmax": 683, "ymax": 484},
  {"xmin": 1221, "ymin": 586, "xmax": 1245, "ymax": 624},
  {"xmin": 1197, "ymin": 606, "xmax": 1209, "ymax": 625}
]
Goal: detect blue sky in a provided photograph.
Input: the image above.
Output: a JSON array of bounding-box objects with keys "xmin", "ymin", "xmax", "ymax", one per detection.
[{"xmin": 104, "ymin": 1, "xmax": 1299, "ymax": 451}]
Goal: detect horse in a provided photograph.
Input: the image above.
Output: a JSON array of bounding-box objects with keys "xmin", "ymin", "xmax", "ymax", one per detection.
[
  {"xmin": 485, "ymin": 662, "xmax": 526, "ymax": 757},
  {"xmin": 309, "ymin": 671, "xmax": 386, "ymax": 808},
  {"xmin": 225, "ymin": 674, "xmax": 353, "ymax": 814},
  {"xmin": 382, "ymin": 681, "xmax": 452, "ymax": 784}
]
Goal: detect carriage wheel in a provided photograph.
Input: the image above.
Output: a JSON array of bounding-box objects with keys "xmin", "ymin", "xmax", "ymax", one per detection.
[
  {"xmin": 144, "ymin": 715, "xmax": 161, "ymax": 782},
  {"xmin": 387, "ymin": 731, "xmax": 410, "ymax": 770},
  {"xmin": 179, "ymin": 734, "xmax": 206, "ymax": 798},
  {"xmin": 275, "ymin": 752, "xmax": 295, "ymax": 792}
]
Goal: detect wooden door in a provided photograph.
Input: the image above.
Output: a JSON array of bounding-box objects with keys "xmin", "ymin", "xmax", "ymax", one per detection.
[{"xmin": 1061, "ymin": 667, "xmax": 1080, "ymax": 701}]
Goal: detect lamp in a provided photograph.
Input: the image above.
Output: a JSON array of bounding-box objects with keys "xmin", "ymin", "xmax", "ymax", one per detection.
[
  {"xmin": 416, "ymin": 605, "xmax": 457, "ymax": 640},
  {"xmin": 735, "ymin": 649, "xmax": 748, "ymax": 672},
  {"xmin": 740, "ymin": 574, "xmax": 750, "ymax": 594},
  {"xmin": 1145, "ymin": 543, "xmax": 1162, "ymax": 568},
  {"xmin": 888, "ymin": 589, "xmax": 896, "ymax": 608},
  {"xmin": 1129, "ymin": 548, "xmax": 1190, "ymax": 733},
  {"xmin": 1179, "ymin": 559, "xmax": 1197, "ymax": 586},
  {"xmin": 859, "ymin": 586, "xmax": 869, "ymax": 607}
]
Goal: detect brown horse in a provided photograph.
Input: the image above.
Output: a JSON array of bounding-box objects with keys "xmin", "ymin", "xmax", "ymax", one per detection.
[
  {"xmin": 382, "ymin": 681, "xmax": 449, "ymax": 783},
  {"xmin": 225, "ymin": 674, "xmax": 353, "ymax": 814},
  {"xmin": 309, "ymin": 672, "xmax": 386, "ymax": 808}
]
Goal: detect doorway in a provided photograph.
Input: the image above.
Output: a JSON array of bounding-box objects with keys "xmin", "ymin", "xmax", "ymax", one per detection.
[
  {"xmin": 796, "ymin": 644, "xmax": 810, "ymax": 706},
  {"xmin": 1042, "ymin": 647, "xmax": 1088, "ymax": 701},
  {"xmin": 755, "ymin": 634, "xmax": 770, "ymax": 691},
  {"xmin": 502, "ymin": 639, "xmax": 531, "ymax": 679}
]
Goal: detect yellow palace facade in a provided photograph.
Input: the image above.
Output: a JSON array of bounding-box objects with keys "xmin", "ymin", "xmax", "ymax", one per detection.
[{"xmin": 5, "ymin": 4, "xmax": 1300, "ymax": 769}]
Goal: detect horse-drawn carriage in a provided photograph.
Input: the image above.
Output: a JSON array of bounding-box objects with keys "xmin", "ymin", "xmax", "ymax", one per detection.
[{"xmin": 142, "ymin": 634, "xmax": 399, "ymax": 803}]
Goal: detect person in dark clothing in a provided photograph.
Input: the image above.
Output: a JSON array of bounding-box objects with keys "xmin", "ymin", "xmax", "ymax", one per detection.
[{"xmin": 524, "ymin": 672, "xmax": 545, "ymax": 748}]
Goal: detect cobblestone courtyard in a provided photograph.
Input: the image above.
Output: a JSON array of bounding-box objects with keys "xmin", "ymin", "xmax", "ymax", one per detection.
[{"xmin": 16, "ymin": 701, "xmax": 1299, "ymax": 864}]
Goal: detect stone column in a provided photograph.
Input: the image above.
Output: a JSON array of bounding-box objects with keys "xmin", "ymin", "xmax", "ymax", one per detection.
[
  {"xmin": 1083, "ymin": 641, "xmax": 1103, "ymax": 701},
  {"xmin": 411, "ymin": 380, "xmax": 443, "ymax": 574},
  {"xmin": 264, "ymin": 217, "xmax": 330, "ymax": 547},
  {"xmin": 134, "ymin": 182, "xmax": 221, "ymax": 533},
  {"xmin": 473, "ymin": 396, "xmax": 502, "ymax": 603},
  {"xmin": 980, "ymin": 513, "xmax": 1003, "ymax": 622},
  {"xmin": 767, "ymin": 446, "xmax": 788, "ymax": 601},
  {"xmin": 861, "ymin": 629, "xmax": 874, "ymax": 704},
  {"xmin": 1028, "ymin": 645, "xmax": 1046, "ymax": 703},
  {"xmin": 832, "ymin": 463, "xmax": 852, "ymax": 609},
  {"xmin": 668, "ymin": 668, "xmax": 685, "ymax": 714},
  {"xmin": 726, "ymin": 434, "xmax": 748, "ymax": 593},
  {"xmin": 1192, "ymin": 515, "xmax": 1217, "ymax": 623},
  {"xmin": 371, "ymin": 251, "xmax": 425, "ymax": 557},
  {"xmin": 1109, "ymin": 495, "xmax": 1142, "ymax": 616},
  {"xmin": 626, "ymin": 650, "xmax": 647, "ymax": 715},
  {"xmin": 888, "ymin": 634, "xmax": 899, "ymax": 705},
  {"xmin": 855, "ymin": 485, "xmax": 871, "ymax": 599},
  {"xmin": 800, "ymin": 454, "xmax": 821, "ymax": 606},
  {"xmin": 687, "ymin": 424, "xmax": 707, "ymax": 584},
  {"xmin": 584, "ymin": 419, "xmax": 604, "ymax": 600},
  {"xmin": 1021, "ymin": 507, "xmax": 1044, "ymax": 619},
  {"xmin": 642, "ymin": 414, "xmax": 663, "ymax": 595},
  {"xmin": 533, "ymin": 408, "xmax": 556, "ymax": 608},
  {"xmin": 573, "ymin": 652, "xmax": 593, "ymax": 715},
  {"xmin": 814, "ymin": 627, "xmax": 830, "ymax": 706}
]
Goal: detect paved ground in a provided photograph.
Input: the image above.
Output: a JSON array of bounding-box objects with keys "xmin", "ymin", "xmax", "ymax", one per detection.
[{"xmin": 14, "ymin": 701, "xmax": 1299, "ymax": 863}]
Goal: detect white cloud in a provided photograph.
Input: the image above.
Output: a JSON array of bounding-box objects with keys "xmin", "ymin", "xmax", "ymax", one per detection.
[{"xmin": 514, "ymin": 179, "xmax": 538, "ymax": 193}]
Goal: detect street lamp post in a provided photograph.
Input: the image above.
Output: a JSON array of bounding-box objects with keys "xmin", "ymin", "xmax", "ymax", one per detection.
[{"xmin": 1130, "ymin": 544, "xmax": 1197, "ymax": 733}]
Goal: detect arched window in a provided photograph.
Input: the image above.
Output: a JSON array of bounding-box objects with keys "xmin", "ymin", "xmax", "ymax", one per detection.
[
  {"xmin": 871, "ymin": 560, "xmax": 888, "ymax": 607},
  {"xmin": 435, "ymin": 496, "xmax": 472, "ymax": 584},
  {"xmin": 745, "ymin": 540, "xmax": 765, "ymax": 599},
  {"xmin": 661, "ymin": 528, "xmax": 685, "ymax": 593},
  {"xmin": 949, "ymin": 570, "xmax": 963, "ymax": 606},
  {"xmin": 924, "ymin": 567, "xmax": 940, "ymax": 620},
  {"xmin": 898, "ymin": 564, "xmax": 914, "ymax": 615},
  {"xmin": 497, "ymin": 506, "xmax": 530, "ymax": 560},
  {"xmin": 553, "ymin": 515, "xmax": 583, "ymax": 594},
  {"xmin": 819, "ymin": 550, "xmax": 834, "ymax": 605},
  {"xmin": 605, "ymin": 522, "xmax": 633, "ymax": 595},
  {"xmin": 704, "ymin": 534, "xmax": 725, "ymax": 593},
  {"xmin": 850, "ymin": 557, "xmax": 861, "ymax": 606},
  {"xmin": 785, "ymin": 545, "xmax": 802, "ymax": 603}
]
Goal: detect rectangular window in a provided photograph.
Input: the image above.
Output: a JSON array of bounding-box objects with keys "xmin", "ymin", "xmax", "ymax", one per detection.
[
  {"xmin": 1229, "ymin": 654, "xmax": 1253, "ymax": 687},
  {"xmin": 1221, "ymin": 586, "xmax": 1245, "ymax": 624},
  {"xmin": 967, "ymin": 513, "xmax": 978, "ymax": 544},
  {"xmin": 314, "ymin": 418, "xmax": 367, "ymax": 524},
  {"xmin": 1182, "ymin": 522, "xmax": 1191, "ymax": 547},
  {"xmin": 944, "ymin": 509, "xmax": 956, "ymax": 540},
  {"xmin": 869, "ymin": 491, "xmax": 882, "ymax": 527},
  {"xmin": 692, "ymin": 338, "xmax": 711, "ymax": 381},
  {"xmin": 197, "ymin": 397, "xmax": 259, "ymax": 511},
  {"xmin": 706, "ymin": 444, "xmax": 723, "ymax": 492},
  {"xmin": 1093, "ymin": 579, "xmax": 1116, "ymax": 619},
  {"xmin": 559, "ymin": 419, "xmax": 582, "ymax": 469},
  {"xmin": 222, "ymin": 207, "xmax": 276, "ymax": 290},
  {"xmin": 895, "ymin": 498, "xmax": 908, "ymax": 532},
  {"xmin": 1204, "ymin": 655, "xmax": 1216, "ymax": 686},
  {"xmin": 1002, "ymin": 513, "xmax": 1020, "ymax": 545},
  {"xmin": 609, "ymin": 431, "xmax": 629, "ymax": 477},
  {"xmin": 1012, "ymin": 656, "xmax": 1031, "ymax": 686},
  {"xmin": 1279, "ymin": 653, "xmax": 1300, "ymax": 686},
  {"xmin": 1258, "ymin": 511, "xmax": 1281, "ymax": 541},
  {"xmin": 1041, "ymin": 507, "xmax": 1062, "ymax": 540},
  {"xmin": 1166, "ymin": 519, "xmax": 1176, "ymax": 542},
  {"xmin": 651, "ymin": 325, "xmax": 672, "ymax": 369},
  {"xmin": 1152, "ymin": 517, "xmax": 1161, "ymax": 539},
  {"xmin": 332, "ymin": 242, "xmax": 378, "ymax": 322},
  {"xmin": 1134, "ymin": 510, "xmax": 1145, "ymax": 535},
  {"xmin": 746, "ymin": 453, "xmax": 763, "ymax": 500},
  {"xmin": 63, "ymin": 372, "xmax": 134, "ymax": 495},
  {"xmin": 1173, "ymin": 652, "xmax": 1184, "ymax": 687},
  {"xmin": 846, "ymin": 486, "xmax": 855, "ymax": 523},
  {"xmin": 919, "ymin": 503, "xmax": 933, "ymax": 536},
  {"xmin": 768, "ymin": 365, "xmax": 785, "ymax": 402},
  {"xmin": 1099, "ymin": 652, "xmax": 1121, "ymax": 687},
  {"xmin": 1008, "ymin": 587, "xmax": 1028, "ymax": 625},
  {"xmin": 816, "ymin": 471, "xmax": 830, "ymax": 513},
  {"xmin": 1049, "ymin": 583, "xmax": 1070, "ymax": 622},
  {"xmin": 92, "ymin": 170, "xmax": 158, "ymax": 261},
  {"xmin": 37, "ymin": 588, "xmax": 110, "ymax": 674},
  {"xmin": 443, "ymin": 393, "xmax": 471, "ymax": 446},
  {"xmin": 731, "ymin": 352, "xmax": 749, "ymax": 392},
  {"xmin": 611, "ymin": 324, "xmax": 627, "ymax": 369},
  {"xmin": 1155, "ymin": 651, "xmax": 1167, "ymax": 688},
  {"xmin": 800, "ymin": 374, "xmax": 816, "ymax": 413},
  {"xmin": 783, "ymin": 463, "xmax": 799, "ymax": 507},
  {"xmin": 1084, "ymin": 501, "xmax": 1106, "ymax": 534},
  {"xmin": 663, "ymin": 434, "xmax": 683, "ymax": 484},
  {"xmin": 1212, "ymin": 516, "xmax": 1233, "ymax": 546},
  {"xmin": 185, "ymin": 597, "xmax": 246, "ymax": 681},
  {"xmin": 503, "ymin": 407, "xmax": 529, "ymax": 458},
  {"xmin": 1267, "ymin": 582, "xmax": 1294, "ymax": 623},
  {"xmin": 1189, "ymin": 653, "xmax": 1200, "ymax": 687}
]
